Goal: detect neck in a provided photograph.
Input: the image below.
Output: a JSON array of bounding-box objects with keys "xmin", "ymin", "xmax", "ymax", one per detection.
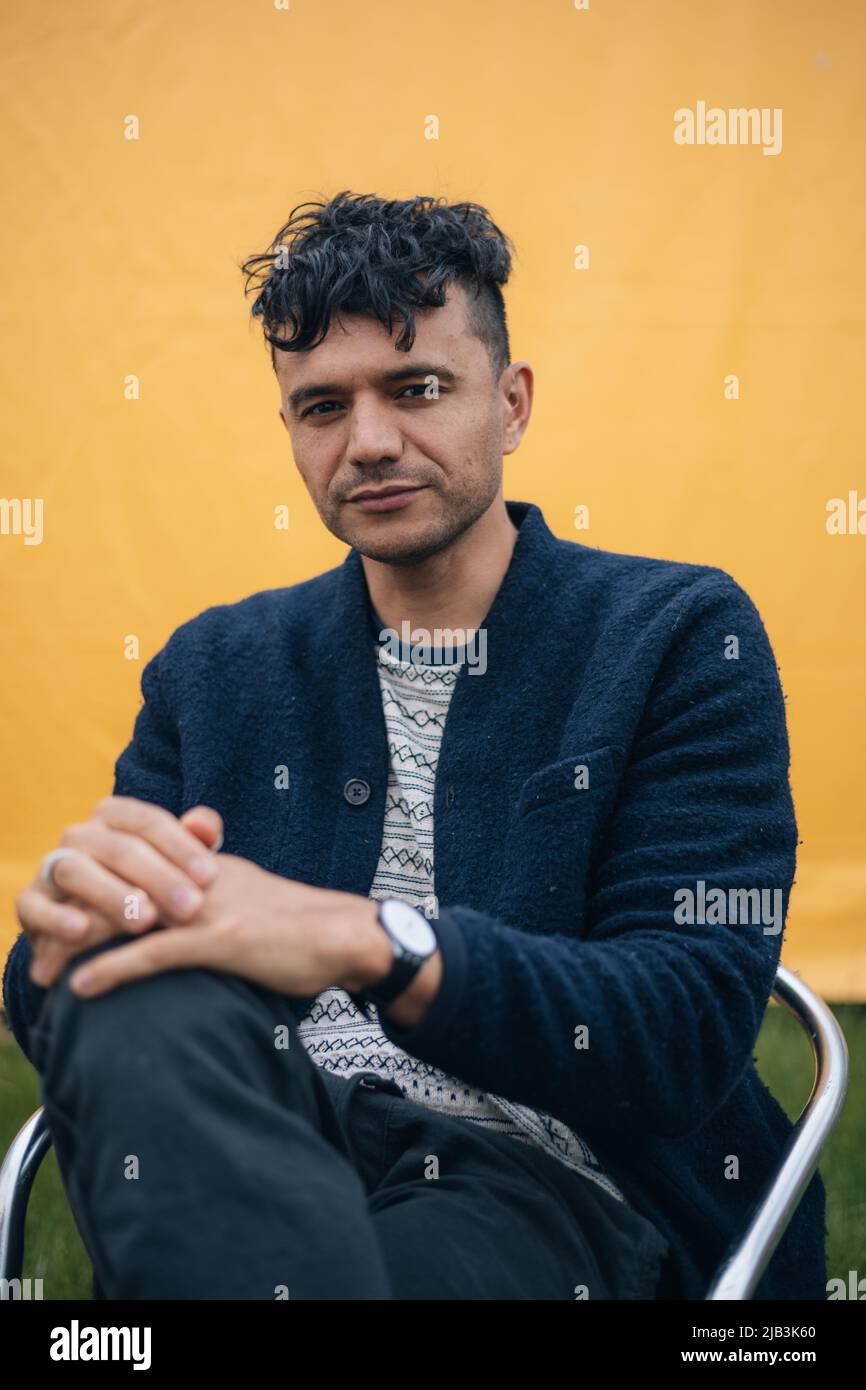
[{"xmin": 360, "ymin": 496, "xmax": 519, "ymax": 639}]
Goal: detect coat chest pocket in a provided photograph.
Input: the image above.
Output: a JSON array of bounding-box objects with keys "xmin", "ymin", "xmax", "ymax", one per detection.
[{"xmin": 495, "ymin": 745, "xmax": 625, "ymax": 932}]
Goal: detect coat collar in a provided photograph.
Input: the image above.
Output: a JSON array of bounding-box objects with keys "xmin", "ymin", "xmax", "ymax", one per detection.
[{"xmin": 327, "ymin": 498, "xmax": 562, "ymax": 664}]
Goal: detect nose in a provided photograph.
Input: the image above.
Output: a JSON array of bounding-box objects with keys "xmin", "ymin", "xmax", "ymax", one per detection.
[{"xmin": 345, "ymin": 397, "xmax": 404, "ymax": 468}]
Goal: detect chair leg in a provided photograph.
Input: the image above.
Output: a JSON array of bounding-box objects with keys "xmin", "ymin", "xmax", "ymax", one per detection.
[{"xmin": 0, "ymin": 1108, "xmax": 52, "ymax": 1292}]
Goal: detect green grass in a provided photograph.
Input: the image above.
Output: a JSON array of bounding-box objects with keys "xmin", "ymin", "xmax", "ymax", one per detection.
[
  {"xmin": 0, "ymin": 1024, "xmax": 92, "ymax": 1298},
  {"xmin": 755, "ymin": 1000, "xmax": 866, "ymax": 1284},
  {"xmin": 1, "ymin": 1003, "xmax": 864, "ymax": 1299}
]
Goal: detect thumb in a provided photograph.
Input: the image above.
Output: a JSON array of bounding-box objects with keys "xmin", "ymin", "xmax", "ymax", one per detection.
[{"xmin": 180, "ymin": 805, "xmax": 224, "ymax": 852}]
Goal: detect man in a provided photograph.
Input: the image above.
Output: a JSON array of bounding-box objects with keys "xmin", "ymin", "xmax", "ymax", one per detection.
[{"xmin": 4, "ymin": 192, "xmax": 826, "ymax": 1301}]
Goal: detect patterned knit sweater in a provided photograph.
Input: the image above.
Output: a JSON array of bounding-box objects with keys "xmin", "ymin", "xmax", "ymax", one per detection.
[{"xmin": 296, "ymin": 627, "xmax": 628, "ymax": 1204}]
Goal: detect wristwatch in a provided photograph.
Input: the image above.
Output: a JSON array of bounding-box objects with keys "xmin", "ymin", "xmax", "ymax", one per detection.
[{"xmin": 350, "ymin": 898, "xmax": 439, "ymax": 1020}]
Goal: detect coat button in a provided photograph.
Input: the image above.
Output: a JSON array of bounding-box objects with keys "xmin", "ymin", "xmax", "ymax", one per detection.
[{"xmin": 344, "ymin": 778, "xmax": 371, "ymax": 806}]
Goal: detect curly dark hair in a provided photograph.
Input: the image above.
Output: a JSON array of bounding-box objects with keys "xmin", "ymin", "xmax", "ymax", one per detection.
[{"xmin": 239, "ymin": 191, "xmax": 515, "ymax": 379}]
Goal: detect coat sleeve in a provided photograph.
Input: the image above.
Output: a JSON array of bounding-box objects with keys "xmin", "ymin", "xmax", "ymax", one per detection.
[
  {"xmin": 378, "ymin": 571, "xmax": 798, "ymax": 1141},
  {"xmin": 2, "ymin": 643, "xmax": 184, "ymax": 1062}
]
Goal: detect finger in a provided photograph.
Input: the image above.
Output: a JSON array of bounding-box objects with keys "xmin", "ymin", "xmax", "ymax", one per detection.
[
  {"xmin": 41, "ymin": 843, "xmax": 163, "ymax": 932},
  {"xmin": 59, "ymin": 820, "xmax": 212, "ymax": 925},
  {"xmin": 68, "ymin": 924, "xmax": 220, "ymax": 997},
  {"xmin": 29, "ymin": 904, "xmax": 140, "ymax": 987},
  {"xmin": 16, "ymin": 886, "xmax": 92, "ymax": 945},
  {"xmin": 29, "ymin": 937, "xmax": 77, "ymax": 987},
  {"xmin": 90, "ymin": 797, "xmax": 220, "ymax": 886},
  {"xmin": 180, "ymin": 806, "xmax": 224, "ymax": 853}
]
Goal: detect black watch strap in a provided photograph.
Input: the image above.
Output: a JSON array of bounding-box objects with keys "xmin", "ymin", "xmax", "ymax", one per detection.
[{"xmin": 351, "ymin": 900, "xmax": 437, "ymax": 1019}]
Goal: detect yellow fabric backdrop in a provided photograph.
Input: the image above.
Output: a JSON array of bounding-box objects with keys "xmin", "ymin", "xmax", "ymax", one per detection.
[{"xmin": 1, "ymin": 0, "xmax": 863, "ymax": 998}]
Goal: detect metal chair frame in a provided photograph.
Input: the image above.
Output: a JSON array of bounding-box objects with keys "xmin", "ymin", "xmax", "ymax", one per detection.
[{"xmin": 0, "ymin": 962, "xmax": 849, "ymax": 1300}]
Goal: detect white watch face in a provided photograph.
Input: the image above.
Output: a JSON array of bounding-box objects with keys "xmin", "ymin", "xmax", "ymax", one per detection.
[{"xmin": 381, "ymin": 899, "xmax": 437, "ymax": 954}]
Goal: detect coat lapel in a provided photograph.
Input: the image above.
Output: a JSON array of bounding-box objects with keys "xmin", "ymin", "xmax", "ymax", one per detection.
[
  {"xmin": 427, "ymin": 501, "xmax": 574, "ymax": 917},
  {"xmin": 314, "ymin": 500, "xmax": 576, "ymax": 916}
]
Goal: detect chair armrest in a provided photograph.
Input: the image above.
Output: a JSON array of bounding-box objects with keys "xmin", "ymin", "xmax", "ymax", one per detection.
[
  {"xmin": 0, "ymin": 1106, "xmax": 52, "ymax": 1288},
  {"xmin": 705, "ymin": 963, "xmax": 849, "ymax": 1300}
]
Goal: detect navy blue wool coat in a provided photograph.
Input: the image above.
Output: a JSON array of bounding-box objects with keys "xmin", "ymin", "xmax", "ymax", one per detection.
[{"xmin": 3, "ymin": 499, "xmax": 827, "ymax": 1300}]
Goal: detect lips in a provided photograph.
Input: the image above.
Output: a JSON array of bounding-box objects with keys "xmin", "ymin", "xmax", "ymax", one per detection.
[
  {"xmin": 349, "ymin": 485, "xmax": 424, "ymax": 502},
  {"xmin": 347, "ymin": 484, "xmax": 428, "ymax": 514}
]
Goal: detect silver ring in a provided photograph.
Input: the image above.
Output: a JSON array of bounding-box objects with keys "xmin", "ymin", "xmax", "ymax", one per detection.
[{"xmin": 38, "ymin": 847, "xmax": 79, "ymax": 898}]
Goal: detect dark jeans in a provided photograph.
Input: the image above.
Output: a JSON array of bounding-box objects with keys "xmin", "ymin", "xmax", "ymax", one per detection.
[{"xmin": 29, "ymin": 937, "xmax": 670, "ymax": 1300}]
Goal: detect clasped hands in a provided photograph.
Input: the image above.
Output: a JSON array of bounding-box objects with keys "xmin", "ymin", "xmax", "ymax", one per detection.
[{"xmin": 14, "ymin": 797, "xmax": 388, "ymax": 1001}]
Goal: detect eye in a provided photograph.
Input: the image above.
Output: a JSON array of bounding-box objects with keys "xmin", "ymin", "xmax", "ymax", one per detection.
[{"xmin": 301, "ymin": 383, "xmax": 442, "ymax": 420}]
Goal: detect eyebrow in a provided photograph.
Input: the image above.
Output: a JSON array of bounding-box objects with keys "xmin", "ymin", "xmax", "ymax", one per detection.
[{"xmin": 287, "ymin": 363, "xmax": 459, "ymax": 414}]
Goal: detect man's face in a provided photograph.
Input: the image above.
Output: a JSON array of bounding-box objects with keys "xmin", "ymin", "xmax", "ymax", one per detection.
[{"xmin": 276, "ymin": 282, "xmax": 511, "ymax": 564}]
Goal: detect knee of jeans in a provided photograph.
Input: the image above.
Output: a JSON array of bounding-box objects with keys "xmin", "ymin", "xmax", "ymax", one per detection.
[{"xmin": 43, "ymin": 940, "xmax": 242, "ymax": 1072}]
